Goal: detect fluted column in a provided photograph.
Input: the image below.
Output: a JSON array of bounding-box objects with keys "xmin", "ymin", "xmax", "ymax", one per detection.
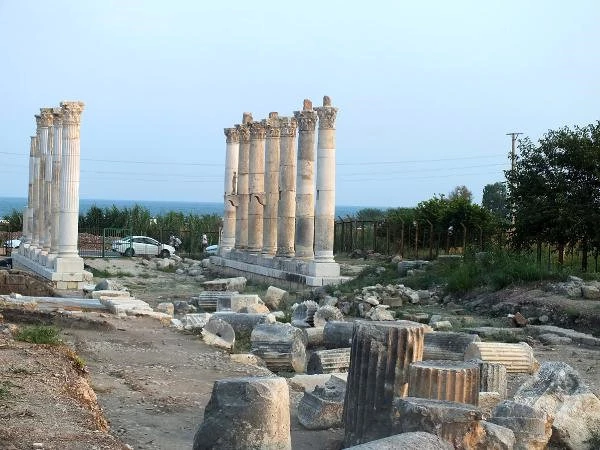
[
  {"xmin": 22, "ymin": 136, "xmax": 36, "ymax": 250},
  {"xmin": 48, "ymin": 108, "xmax": 63, "ymax": 263},
  {"xmin": 276, "ymin": 117, "xmax": 297, "ymax": 258},
  {"xmin": 464, "ymin": 341, "xmax": 537, "ymax": 374},
  {"xmin": 262, "ymin": 112, "xmax": 280, "ymax": 256},
  {"xmin": 247, "ymin": 121, "xmax": 266, "ymax": 253},
  {"xmin": 221, "ymin": 127, "xmax": 239, "ymax": 254},
  {"xmin": 40, "ymin": 107, "xmax": 54, "ymax": 259},
  {"xmin": 408, "ymin": 360, "xmax": 480, "ymax": 405},
  {"xmin": 30, "ymin": 131, "xmax": 41, "ymax": 251},
  {"xmin": 36, "ymin": 112, "xmax": 50, "ymax": 256},
  {"xmin": 294, "ymin": 99, "xmax": 317, "ymax": 259},
  {"xmin": 314, "ymin": 96, "xmax": 338, "ymax": 262},
  {"xmin": 234, "ymin": 113, "xmax": 252, "ymax": 250},
  {"xmin": 57, "ymin": 101, "xmax": 84, "ymax": 258}
]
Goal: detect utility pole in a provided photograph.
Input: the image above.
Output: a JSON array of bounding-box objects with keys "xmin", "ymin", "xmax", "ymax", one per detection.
[{"xmin": 506, "ymin": 132, "xmax": 523, "ymax": 173}]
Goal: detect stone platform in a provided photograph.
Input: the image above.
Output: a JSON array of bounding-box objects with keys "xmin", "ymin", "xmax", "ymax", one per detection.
[
  {"xmin": 210, "ymin": 250, "xmax": 347, "ymax": 287},
  {"xmin": 12, "ymin": 252, "xmax": 92, "ymax": 290}
]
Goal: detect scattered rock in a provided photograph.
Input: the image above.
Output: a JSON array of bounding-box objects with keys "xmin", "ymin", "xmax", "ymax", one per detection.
[
  {"xmin": 313, "ymin": 305, "xmax": 344, "ymax": 327},
  {"xmin": 538, "ymin": 333, "xmax": 572, "ymax": 345},
  {"xmin": 156, "ymin": 302, "xmax": 174, "ymax": 316},
  {"xmin": 512, "ymin": 312, "xmax": 528, "ymax": 328},
  {"xmin": 264, "ymin": 286, "xmax": 289, "ymax": 310},
  {"xmin": 202, "ymin": 318, "xmax": 235, "ymax": 350},
  {"xmin": 298, "ymin": 376, "xmax": 346, "ymax": 430}
]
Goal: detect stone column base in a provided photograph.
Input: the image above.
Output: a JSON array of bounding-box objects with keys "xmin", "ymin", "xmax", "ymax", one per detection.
[{"xmin": 12, "ymin": 253, "xmax": 93, "ymax": 290}]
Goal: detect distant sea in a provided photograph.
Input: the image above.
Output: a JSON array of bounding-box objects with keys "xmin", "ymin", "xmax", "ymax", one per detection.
[{"xmin": 0, "ymin": 196, "xmax": 365, "ymax": 219}]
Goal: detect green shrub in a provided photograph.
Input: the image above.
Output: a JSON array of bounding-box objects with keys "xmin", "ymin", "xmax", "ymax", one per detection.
[
  {"xmin": 233, "ymin": 330, "xmax": 252, "ymax": 353},
  {"xmin": 14, "ymin": 325, "xmax": 61, "ymax": 345}
]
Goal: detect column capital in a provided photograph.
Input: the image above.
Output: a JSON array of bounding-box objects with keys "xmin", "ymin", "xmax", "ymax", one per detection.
[
  {"xmin": 236, "ymin": 123, "xmax": 251, "ymax": 143},
  {"xmin": 52, "ymin": 107, "xmax": 63, "ymax": 126},
  {"xmin": 315, "ymin": 106, "xmax": 338, "ymax": 130},
  {"xmin": 263, "ymin": 112, "xmax": 281, "ymax": 138},
  {"xmin": 279, "ymin": 117, "xmax": 297, "ymax": 137},
  {"xmin": 224, "ymin": 127, "xmax": 240, "ymax": 143},
  {"xmin": 35, "ymin": 114, "xmax": 42, "ymax": 129},
  {"xmin": 294, "ymin": 99, "xmax": 317, "ymax": 132},
  {"xmin": 249, "ymin": 121, "xmax": 267, "ymax": 140},
  {"xmin": 39, "ymin": 108, "xmax": 54, "ymax": 127},
  {"xmin": 60, "ymin": 101, "xmax": 85, "ymax": 125}
]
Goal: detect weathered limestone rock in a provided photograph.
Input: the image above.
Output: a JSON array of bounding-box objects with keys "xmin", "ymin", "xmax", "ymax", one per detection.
[
  {"xmin": 264, "ymin": 286, "xmax": 288, "ymax": 310},
  {"xmin": 479, "ymin": 421, "xmax": 516, "ymax": 450},
  {"xmin": 217, "ymin": 293, "xmax": 264, "ymax": 312},
  {"xmin": 91, "ymin": 289, "xmax": 130, "ymax": 299},
  {"xmin": 324, "ymin": 321, "xmax": 354, "ymax": 349},
  {"xmin": 202, "ymin": 277, "xmax": 246, "ymax": 292},
  {"xmin": 478, "ymin": 392, "xmax": 503, "ymax": 417},
  {"xmin": 192, "ymin": 291, "xmax": 238, "ymax": 311},
  {"xmin": 488, "ymin": 401, "xmax": 550, "ymax": 450},
  {"xmin": 423, "ymin": 332, "xmax": 481, "ymax": 361},
  {"xmin": 307, "ymin": 348, "xmax": 351, "ymax": 374},
  {"xmin": 391, "ymin": 397, "xmax": 484, "ymax": 449},
  {"xmin": 408, "ymin": 360, "xmax": 480, "ymax": 405},
  {"xmin": 181, "ymin": 313, "xmax": 212, "ymax": 331},
  {"xmin": 513, "ymin": 361, "xmax": 600, "ymax": 449},
  {"xmin": 302, "ymin": 327, "xmax": 324, "ymax": 348},
  {"xmin": 212, "ymin": 312, "xmax": 273, "ymax": 336},
  {"xmin": 313, "ymin": 305, "xmax": 344, "ymax": 327},
  {"xmin": 298, "ymin": 375, "xmax": 345, "ymax": 430},
  {"xmin": 582, "ymin": 284, "xmax": 600, "ymax": 299},
  {"xmin": 156, "ymin": 302, "xmax": 174, "ymax": 316},
  {"xmin": 343, "ymin": 321, "xmax": 429, "ymax": 446},
  {"xmin": 344, "ymin": 432, "xmax": 453, "ymax": 450},
  {"xmin": 464, "ymin": 341, "xmax": 538, "ymax": 374},
  {"xmin": 366, "ymin": 305, "xmax": 395, "ymax": 321},
  {"xmin": 292, "ymin": 300, "xmax": 318, "ymax": 327},
  {"xmin": 193, "ymin": 376, "xmax": 291, "ymax": 450},
  {"xmin": 251, "ymin": 322, "xmax": 307, "ymax": 372},
  {"xmin": 240, "ymin": 303, "xmax": 270, "ymax": 314},
  {"xmin": 477, "ymin": 361, "xmax": 508, "ymax": 398},
  {"xmin": 202, "ymin": 318, "xmax": 235, "ymax": 350}
]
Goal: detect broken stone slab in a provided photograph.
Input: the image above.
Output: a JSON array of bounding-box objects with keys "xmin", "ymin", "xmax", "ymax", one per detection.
[
  {"xmin": 251, "ymin": 322, "xmax": 307, "ymax": 373},
  {"xmin": 464, "ymin": 341, "xmax": 538, "ymax": 374},
  {"xmin": 298, "ymin": 375, "xmax": 346, "ymax": 430},
  {"xmin": 202, "ymin": 276, "xmax": 247, "ymax": 292},
  {"xmin": 202, "ymin": 318, "xmax": 235, "ymax": 350},
  {"xmin": 313, "ymin": 305, "xmax": 344, "ymax": 327},
  {"xmin": 538, "ymin": 333, "xmax": 572, "ymax": 345},
  {"xmin": 217, "ymin": 294, "xmax": 264, "ymax": 312},
  {"xmin": 408, "ymin": 360, "xmax": 480, "ymax": 405},
  {"xmin": 344, "ymin": 321, "xmax": 429, "ymax": 446},
  {"xmin": 582, "ymin": 284, "xmax": 600, "ymax": 299},
  {"xmin": 91, "ymin": 289, "xmax": 131, "ymax": 299},
  {"xmin": 212, "ymin": 311, "xmax": 273, "ymax": 336},
  {"xmin": 344, "ymin": 432, "xmax": 452, "ymax": 449},
  {"xmin": 513, "ymin": 361, "xmax": 600, "ymax": 449},
  {"xmin": 156, "ymin": 302, "xmax": 174, "ymax": 316},
  {"xmin": 307, "ymin": 348, "xmax": 351, "ymax": 374},
  {"xmin": 529, "ymin": 324, "xmax": 600, "ymax": 347},
  {"xmin": 98, "ymin": 297, "xmax": 152, "ymax": 316},
  {"xmin": 181, "ymin": 313, "xmax": 212, "ymax": 331},
  {"xmin": 288, "ymin": 373, "xmax": 337, "ymax": 392},
  {"xmin": 239, "ymin": 303, "xmax": 270, "ymax": 314},
  {"xmin": 229, "ymin": 353, "xmax": 265, "ymax": 366},
  {"xmin": 191, "ymin": 291, "xmax": 239, "ymax": 311},
  {"xmin": 302, "ymin": 327, "xmax": 324, "ymax": 348},
  {"xmin": 464, "ymin": 326, "xmax": 526, "ymax": 339},
  {"xmin": 291, "ymin": 300, "xmax": 319, "ymax": 328},
  {"xmin": 264, "ymin": 286, "xmax": 289, "ymax": 310},
  {"xmin": 391, "ymin": 397, "xmax": 484, "ymax": 447},
  {"xmin": 323, "ymin": 321, "xmax": 354, "ymax": 349},
  {"xmin": 476, "ymin": 361, "xmax": 508, "ymax": 399},
  {"xmin": 479, "ymin": 421, "xmax": 516, "ymax": 450},
  {"xmin": 170, "ymin": 318, "xmax": 183, "ymax": 329},
  {"xmin": 193, "ymin": 376, "xmax": 291, "ymax": 450},
  {"xmin": 488, "ymin": 400, "xmax": 551, "ymax": 450},
  {"xmin": 366, "ymin": 306, "xmax": 395, "ymax": 321},
  {"xmin": 94, "ymin": 279, "xmax": 127, "ymax": 292},
  {"xmin": 478, "ymin": 392, "xmax": 503, "ymax": 417},
  {"xmin": 423, "ymin": 332, "xmax": 481, "ymax": 361}
]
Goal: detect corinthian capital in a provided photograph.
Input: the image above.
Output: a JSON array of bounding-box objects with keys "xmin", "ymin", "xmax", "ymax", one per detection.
[
  {"xmin": 39, "ymin": 108, "xmax": 54, "ymax": 127},
  {"xmin": 224, "ymin": 127, "xmax": 240, "ymax": 144},
  {"xmin": 52, "ymin": 107, "xmax": 63, "ymax": 126},
  {"xmin": 278, "ymin": 117, "xmax": 297, "ymax": 137},
  {"xmin": 60, "ymin": 101, "xmax": 85, "ymax": 125},
  {"xmin": 315, "ymin": 106, "xmax": 338, "ymax": 130},
  {"xmin": 293, "ymin": 110, "xmax": 317, "ymax": 132},
  {"xmin": 263, "ymin": 112, "xmax": 281, "ymax": 138},
  {"xmin": 249, "ymin": 121, "xmax": 267, "ymax": 140},
  {"xmin": 236, "ymin": 123, "xmax": 250, "ymax": 143}
]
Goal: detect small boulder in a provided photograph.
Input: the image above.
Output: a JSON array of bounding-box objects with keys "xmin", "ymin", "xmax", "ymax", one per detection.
[
  {"xmin": 156, "ymin": 302, "xmax": 174, "ymax": 316},
  {"xmin": 512, "ymin": 312, "xmax": 528, "ymax": 328},
  {"xmin": 264, "ymin": 286, "xmax": 289, "ymax": 310}
]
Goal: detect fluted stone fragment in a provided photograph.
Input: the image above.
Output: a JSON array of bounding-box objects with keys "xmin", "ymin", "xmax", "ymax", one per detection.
[
  {"xmin": 251, "ymin": 322, "xmax": 307, "ymax": 372},
  {"xmin": 423, "ymin": 332, "xmax": 481, "ymax": 361},
  {"xmin": 408, "ymin": 360, "xmax": 480, "ymax": 405},
  {"xmin": 302, "ymin": 327, "xmax": 324, "ymax": 347},
  {"xmin": 202, "ymin": 318, "xmax": 235, "ymax": 350},
  {"xmin": 464, "ymin": 341, "xmax": 538, "ymax": 374},
  {"xmin": 292, "ymin": 300, "xmax": 318, "ymax": 327},
  {"xmin": 307, "ymin": 348, "xmax": 351, "ymax": 374},
  {"xmin": 324, "ymin": 321, "xmax": 354, "ymax": 349},
  {"xmin": 343, "ymin": 320, "xmax": 429, "ymax": 446},
  {"xmin": 313, "ymin": 305, "xmax": 344, "ymax": 327},
  {"xmin": 212, "ymin": 311, "xmax": 272, "ymax": 336},
  {"xmin": 477, "ymin": 361, "xmax": 508, "ymax": 398},
  {"xmin": 297, "ymin": 375, "xmax": 346, "ymax": 430},
  {"xmin": 192, "ymin": 291, "xmax": 239, "ymax": 311},
  {"xmin": 193, "ymin": 376, "xmax": 291, "ymax": 450}
]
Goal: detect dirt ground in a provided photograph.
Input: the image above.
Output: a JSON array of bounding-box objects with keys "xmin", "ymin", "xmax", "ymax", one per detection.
[{"xmin": 1, "ymin": 255, "xmax": 599, "ymax": 449}]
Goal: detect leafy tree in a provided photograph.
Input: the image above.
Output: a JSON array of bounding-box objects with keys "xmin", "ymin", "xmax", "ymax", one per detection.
[
  {"xmin": 2, "ymin": 209, "xmax": 23, "ymax": 231},
  {"xmin": 448, "ymin": 185, "xmax": 473, "ymax": 203},
  {"xmin": 482, "ymin": 182, "xmax": 509, "ymax": 220}
]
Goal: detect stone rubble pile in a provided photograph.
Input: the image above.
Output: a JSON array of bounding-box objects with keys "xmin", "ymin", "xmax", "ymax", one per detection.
[{"xmin": 547, "ymin": 275, "xmax": 600, "ymax": 300}]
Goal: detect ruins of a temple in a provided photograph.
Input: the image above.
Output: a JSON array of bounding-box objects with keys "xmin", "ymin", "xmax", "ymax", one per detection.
[
  {"xmin": 12, "ymin": 101, "xmax": 92, "ymax": 289},
  {"xmin": 210, "ymin": 96, "xmax": 343, "ymax": 286}
]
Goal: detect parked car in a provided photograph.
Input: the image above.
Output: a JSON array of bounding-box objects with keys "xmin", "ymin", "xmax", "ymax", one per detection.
[
  {"xmin": 4, "ymin": 237, "xmax": 22, "ymax": 249},
  {"xmin": 111, "ymin": 236, "xmax": 176, "ymax": 258},
  {"xmin": 205, "ymin": 244, "xmax": 218, "ymax": 255}
]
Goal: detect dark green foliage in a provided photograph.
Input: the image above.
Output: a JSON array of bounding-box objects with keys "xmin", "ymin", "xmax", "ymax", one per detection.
[
  {"xmin": 233, "ymin": 330, "xmax": 252, "ymax": 353},
  {"xmin": 482, "ymin": 182, "xmax": 510, "ymax": 221},
  {"xmin": 14, "ymin": 325, "xmax": 61, "ymax": 345},
  {"xmin": 1, "ymin": 209, "xmax": 23, "ymax": 230}
]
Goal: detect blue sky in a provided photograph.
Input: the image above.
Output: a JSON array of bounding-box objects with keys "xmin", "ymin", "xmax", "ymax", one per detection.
[{"xmin": 0, "ymin": 0, "xmax": 598, "ymax": 207}]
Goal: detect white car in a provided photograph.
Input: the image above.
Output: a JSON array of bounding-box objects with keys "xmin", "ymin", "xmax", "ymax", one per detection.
[
  {"xmin": 111, "ymin": 236, "xmax": 176, "ymax": 258},
  {"xmin": 205, "ymin": 244, "xmax": 218, "ymax": 255},
  {"xmin": 4, "ymin": 237, "xmax": 22, "ymax": 249}
]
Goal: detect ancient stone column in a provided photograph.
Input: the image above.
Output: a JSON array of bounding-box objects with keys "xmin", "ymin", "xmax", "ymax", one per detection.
[
  {"xmin": 57, "ymin": 101, "xmax": 85, "ymax": 261},
  {"xmin": 262, "ymin": 113, "xmax": 280, "ymax": 256},
  {"xmin": 408, "ymin": 360, "xmax": 480, "ymax": 405},
  {"xmin": 464, "ymin": 341, "xmax": 538, "ymax": 374},
  {"xmin": 250, "ymin": 322, "xmax": 307, "ymax": 372},
  {"xmin": 193, "ymin": 376, "xmax": 291, "ymax": 450},
  {"xmin": 247, "ymin": 121, "xmax": 266, "ymax": 253},
  {"xmin": 234, "ymin": 113, "xmax": 252, "ymax": 250},
  {"xmin": 221, "ymin": 127, "xmax": 239, "ymax": 254},
  {"xmin": 294, "ymin": 100, "xmax": 317, "ymax": 259},
  {"xmin": 314, "ymin": 96, "xmax": 338, "ymax": 262},
  {"xmin": 276, "ymin": 117, "xmax": 297, "ymax": 257},
  {"xmin": 22, "ymin": 136, "xmax": 37, "ymax": 250},
  {"xmin": 423, "ymin": 331, "xmax": 481, "ymax": 361},
  {"xmin": 36, "ymin": 111, "xmax": 52, "ymax": 256},
  {"xmin": 41, "ymin": 107, "xmax": 55, "ymax": 259},
  {"xmin": 323, "ymin": 320, "xmax": 355, "ymax": 349},
  {"xmin": 343, "ymin": 320, "xmax": 429, "ymax": 446},
  {"xmin": 307, "ymin": 347, "xmax": 351, "ymax": 374},
  {"xmin": 29, "ymin": 133, "xmax": 41, "ymax": 252},
  {"xmin": 47, "ymin": 108, "xmax": 63, "ymax": 265}
]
